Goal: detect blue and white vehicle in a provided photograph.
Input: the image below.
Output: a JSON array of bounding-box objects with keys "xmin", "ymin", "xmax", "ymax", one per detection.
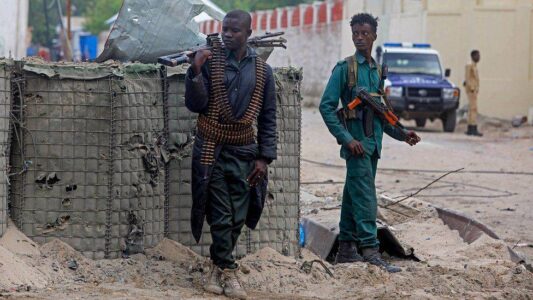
[{"xmin": 380, "ymin": 43, "xmax": 460, "ymax": 132}]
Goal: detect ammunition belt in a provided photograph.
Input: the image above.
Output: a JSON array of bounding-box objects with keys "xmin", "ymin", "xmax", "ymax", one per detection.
[{"xmin": 199, "ymin": 34, "xmax": 267, "ymax": 165}]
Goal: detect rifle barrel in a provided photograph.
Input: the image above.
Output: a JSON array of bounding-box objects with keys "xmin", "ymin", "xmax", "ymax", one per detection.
[{"xmin": 157, "ymin": 32, "xmax": 287, "ymax": 67}]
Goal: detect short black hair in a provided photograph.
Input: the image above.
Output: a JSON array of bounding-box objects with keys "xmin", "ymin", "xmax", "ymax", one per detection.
[
  {"xmin": 350, "ymin": 13, "xmax": 379, "ymax": 33},
  {"xmin": 225, "ymin": 10, "xmax": 252, "ymax": 30},
  {"xmin": 471, "ymin": 50, "xmax": 480, "ymax": 57}
]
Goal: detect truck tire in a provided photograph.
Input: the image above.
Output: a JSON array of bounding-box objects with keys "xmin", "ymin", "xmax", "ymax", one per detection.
[
  {"xmin": 442, "ymin": 110, "xmax": 456, "ymax": 132},
  {"xmin": 415, "ymin": 118, "xmax": 426, "ymax": 128}
]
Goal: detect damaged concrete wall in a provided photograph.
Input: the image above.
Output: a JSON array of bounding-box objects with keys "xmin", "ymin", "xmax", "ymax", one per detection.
[
  {"xmin": 166, "ymin": 66, "xmax": 302, "ymax": 257},
  {"xmin": 0, "ymin": 59, "xmax": 12, "ymax": 237},
  {"xmin": 8, "ymin": 61, "xmax": 166, "ymax": 259}
]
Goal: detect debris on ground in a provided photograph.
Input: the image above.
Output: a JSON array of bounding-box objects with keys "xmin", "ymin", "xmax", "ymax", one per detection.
[
  {"xmin": 0, "ymin": 215, "xmax": 532, "ymax": 298},
  {"xmin": 511, "ymin": 115, "xmax": 528, "ymax": 127}
]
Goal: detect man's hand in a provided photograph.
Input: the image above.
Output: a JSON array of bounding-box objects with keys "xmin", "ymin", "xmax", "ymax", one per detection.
[
  {"xmin": 405, "ymin": 131, "xmax": 421, "ymax": 146},
  {"xmin": 247, "ymin": 158, "xmax": 268, "ymax": 187},
  {"xmin": 347, "ymin": 140, "xmax": 365, "ymax": 157},
  {"xmin": 190, "ymin": 49, "xmax": 212, "ymax": 75}
]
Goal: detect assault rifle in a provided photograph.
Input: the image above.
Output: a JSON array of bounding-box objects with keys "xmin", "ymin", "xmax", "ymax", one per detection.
[
  {"xmin": 347, "ymin": 88, "xmax": 418, "ymax": 144},
  {"xmin": 157, "ymin": 32, "xmax": 287, "ymax": 67}
]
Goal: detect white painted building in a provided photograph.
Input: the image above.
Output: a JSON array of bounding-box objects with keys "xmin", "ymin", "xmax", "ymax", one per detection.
[{"xmin": 0, "ymin": 0, "xmax": 29, "ymax": 59}]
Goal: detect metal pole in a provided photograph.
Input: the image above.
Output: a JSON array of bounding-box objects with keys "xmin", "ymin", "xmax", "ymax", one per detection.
[
  {"xmin": 66, "ymin": 0, "xmax": 71, "ymax": 40},
  {"xmin": 43, "ymin": 0, "xmax": 54, "ymax": 60}
]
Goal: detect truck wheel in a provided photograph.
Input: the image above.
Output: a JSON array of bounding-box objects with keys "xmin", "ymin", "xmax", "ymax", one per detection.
[
  {"xmin": 415, "ymin": 118, "xmax": 426, "ymax": 128},
  {"xmin": 442, "ymin": 110, "xmax": 456, "ymax": 132}
]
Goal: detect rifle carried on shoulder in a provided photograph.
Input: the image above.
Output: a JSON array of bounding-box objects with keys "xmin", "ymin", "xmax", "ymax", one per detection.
[{"xmin": 158, "ymin": 32, "xmax": 287, "ymax": 67}]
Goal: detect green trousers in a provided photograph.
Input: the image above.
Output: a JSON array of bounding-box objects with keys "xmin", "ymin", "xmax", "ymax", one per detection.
[
  {"xmin": 207, "ymin": 149, "xmax": 254, "ymax": 269},
  {"xmin": 339, "ymin": 150, "xmax": 379, "ymax": 249}
]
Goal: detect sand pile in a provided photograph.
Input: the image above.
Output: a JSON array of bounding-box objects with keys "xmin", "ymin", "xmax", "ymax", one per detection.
[
  {"xmin": 0, "ymin": 211, "xmax": 531, "ymax": 299},
  {"xmin": 0, "ymin": 220, "xmax": 40, "ymax": 256},
  {"xmin": 392, "ymin": 207, "xmax": 513, "ymax": 268},
  {"xmin": 235, "ymin": 205, "xmax": 533, "ymax": 299},
  {"xmin": 0, "ymin": 245, "xmax": 48, "ymax": 290},
  {"xmin": 237, "ymin": 245, "xmax": 533, "ymax": 299},
  {"xmin": 240, "ymin": 247, "xmax": 331, "ymax": 296},
  {"xmin": 146, "ymin": 238, "xmax": 203, "ymax": 264}
]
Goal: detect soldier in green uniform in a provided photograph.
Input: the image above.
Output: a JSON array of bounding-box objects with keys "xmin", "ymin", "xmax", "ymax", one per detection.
[{"xmin": 319, "ymin": 13, "xmax": 420, "ymax": 273}]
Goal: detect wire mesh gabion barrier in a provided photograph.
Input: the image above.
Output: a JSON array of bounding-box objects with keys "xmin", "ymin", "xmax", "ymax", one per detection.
[
  {"xmin": 0, "ymin": 59, "xmax": 13, "ymax": 237},
  {"xmin": 165, "ymin": 66, "xmax": 303, "ymax": 257},
  {"xmin": 9, "ymin": 61, "xmax": 166, "ymax": 259},
  {"xmin": 6, "ymin": 60, "xmax": 302, "ymax": 259}
]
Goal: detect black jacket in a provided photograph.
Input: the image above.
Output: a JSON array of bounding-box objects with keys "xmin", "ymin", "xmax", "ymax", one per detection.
[{"xmin": 184, "ymin": 47, "xmax": 277, "ymax": 242}]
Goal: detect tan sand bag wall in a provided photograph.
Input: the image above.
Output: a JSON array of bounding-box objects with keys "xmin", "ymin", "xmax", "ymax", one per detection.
[{"xmin": 165, "ymin": 67, "xmax": 302, "ymax": 257}]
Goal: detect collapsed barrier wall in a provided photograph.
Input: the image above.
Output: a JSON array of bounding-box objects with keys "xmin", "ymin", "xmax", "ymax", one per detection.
[
  {"xmin": 0, "ymin": 59, "xmax": 12, "ymax": 237},
  {"xmin": 8, "ymin": 60, "xmax": 302, "ymax": 259},
  {"xmin": 165, "ymin": 67, "xmax": 302, "ymax": 257}
]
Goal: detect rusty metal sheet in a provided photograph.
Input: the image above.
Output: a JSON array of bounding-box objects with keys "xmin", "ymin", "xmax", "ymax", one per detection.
[
  {"xmin": 435, "ymin": 206, "xmax": 499, "ymax": 243},
  {"xmin": 434, "ymin": 206, "xmax": 526, "ymax": 265}
]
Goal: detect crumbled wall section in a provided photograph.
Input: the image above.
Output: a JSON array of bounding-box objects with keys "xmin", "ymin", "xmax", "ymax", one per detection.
[
  {"xmin": 9, "ymin": 62, "xmax": 165, "ymax": 259},
  {"xmin": 0, "ymin": 60, "xmax": 12, "ymax": 237},
  {"xmin": 166, "ymin": 66, "xmax": 302, "ymax": 257}
]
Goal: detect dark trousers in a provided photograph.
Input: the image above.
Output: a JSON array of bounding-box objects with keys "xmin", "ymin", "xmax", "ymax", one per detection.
[
  {"xmin": 339, "ymin": 150, "xmax": 379, "ymax": 249},
  {"xmin": 207, "ymin": 149, "xmax": 254, "ymax": 269}
]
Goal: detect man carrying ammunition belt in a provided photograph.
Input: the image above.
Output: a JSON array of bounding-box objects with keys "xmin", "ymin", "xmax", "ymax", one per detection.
[
  {"xmin": 319, "ymin": 13, "xmax": 420, "ymax": 273},
  {"xmin": 184, "ymin": 10, "xmax": 277, "ymax": 299}
]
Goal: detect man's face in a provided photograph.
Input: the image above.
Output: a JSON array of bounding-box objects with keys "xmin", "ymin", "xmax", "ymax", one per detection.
[
  {"xmin": 222, "ymin": 17, "xmax": 251, "ymax": 51},
  {"xmin": 352, "ymin": 23, "xmax": 376, "ymax": 53},
  {"xmin": 472, "ymin": 52, "xmax": 480, "ymax": 63}
]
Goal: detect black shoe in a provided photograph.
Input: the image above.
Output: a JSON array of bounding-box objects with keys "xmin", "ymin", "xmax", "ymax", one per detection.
[
  {"xmin": 362, "ymin": 248, "xmax": 401, "ymax": 273},
  {"xmin": 335, "ymin": 241, "xmax": 363, "ymax": 264},
  {"xmin": 465, "ymin": 125, "xmax": 474, "ymax": 136},
  {"xmin": 472, "ymin": 125, "xmax": 483, "ymax": 137}
]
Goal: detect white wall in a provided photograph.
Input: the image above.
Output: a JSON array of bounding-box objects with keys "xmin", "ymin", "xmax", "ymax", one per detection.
[
  {"xmin": 340, "ymin": 0, "xmax": 533, "ymax": 119},
  {"xmin": 0, "ymin": 0, "xmax": 29, "ymax": 58}
]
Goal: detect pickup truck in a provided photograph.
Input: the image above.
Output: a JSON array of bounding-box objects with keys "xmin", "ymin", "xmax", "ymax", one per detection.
[{"xmin": 380, "ymin": 43, "xmax": 460, "ymax": 132}]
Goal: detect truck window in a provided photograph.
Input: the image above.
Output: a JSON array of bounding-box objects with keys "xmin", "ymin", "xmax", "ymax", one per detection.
[{"xmin": 383, "ymin": 53, "xmax": 442, "ymax": 76}]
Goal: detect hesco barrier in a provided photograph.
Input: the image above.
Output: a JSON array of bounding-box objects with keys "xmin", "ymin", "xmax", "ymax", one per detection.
[
  {"xmin": 0, "ymin": 59, "xmax": 13, "ymax": 237},
  {"xmin": 7, "ymin": 60, "xmax": 302, "ymax": 259},
  {"xmin": 9, "ymin": 61, "xmax": 166, "ymax": 259},
  {"xmin": 165, "ymin": 67, "xmax": 302, "ymax": 257}
]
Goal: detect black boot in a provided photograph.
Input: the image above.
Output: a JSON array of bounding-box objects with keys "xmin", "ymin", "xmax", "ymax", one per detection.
[
  {"xmin": 465, "ymin": 125, "xmax": 474, "ymax": 135},
  {"xmin": 362, "ymin": 247, "xmax": 401, "ymax": 273},
  {"xmin": 472, "ymin": 125, "xmax": 483, "ymax": 137},
  {"xmin": 335, "ymin": 241, "xmax": 363, "ymax": 264}
]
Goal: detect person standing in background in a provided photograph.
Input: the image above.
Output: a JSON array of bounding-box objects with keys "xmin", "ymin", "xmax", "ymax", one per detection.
[{"xmin": 464, "ymin": 50, "xmax": 482, "ymax": 136}]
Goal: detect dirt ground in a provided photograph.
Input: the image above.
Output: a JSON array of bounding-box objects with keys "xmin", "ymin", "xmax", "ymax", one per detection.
[
  {"xmin": 1, "ymin": 107, "xmax": 532, "ymax": 299},
  {"xmin": 301, "ymin": 107, "xmax": 533, "ymax": 260}
]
